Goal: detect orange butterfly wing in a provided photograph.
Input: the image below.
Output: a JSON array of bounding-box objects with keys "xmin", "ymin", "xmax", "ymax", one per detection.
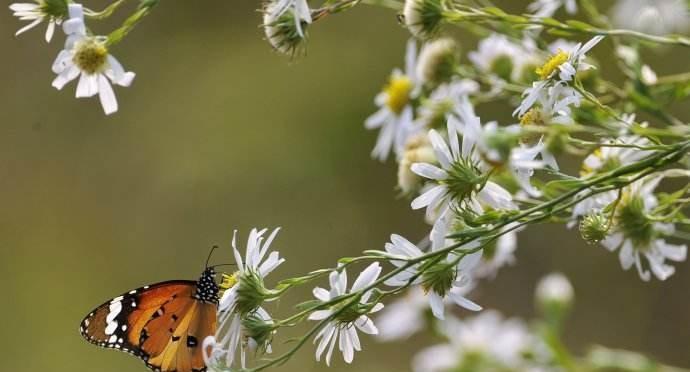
[{"xmin": 80, "ymin": 280, "xmax": 217, "ymax": 372}]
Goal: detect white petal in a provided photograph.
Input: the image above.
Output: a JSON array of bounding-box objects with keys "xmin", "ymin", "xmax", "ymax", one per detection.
[
  {"xmin": 52, "ymin": 65, "xmax": 80, "ymax": 90},
  {"xmin": 448, "ymin": 291, "xmax": 482, "ymax": 311},
  {"xmin": 313, "ymin": 287, "xmax": 331, "ymax": 302},
  {"xmin": 411, "ymin": 184, "xmax": 446, "ymax": 210},
  {"xmin": 618, "ymin": 240, "xmax": 635, "ymax": 270},
  {"xmin": 355, "ymin": 316, "xmax": 378, "ymax": 335},
  {"xmin": 258, "ymin": 251, "xmax": 285, "ymax": 277},
  {"xmin": 428, "ymin": 291, "xmax": 445, "ymax": 320},
  {"xmin": 45, "ymin": 20, "xmax": 55, "ymax": 42},
  {"xmin": 315, "ymin": 323, "xmax": 335, "ymax": 362},
  {"xmin": 15, "ymin": 17, "xmax": 42, "ymax": 36},
  {"xmin": 308, "ymin": 310, "xmax": 333, "ymax": 320},
  {"xmin": 411, "ymin": 162, "xmax": 448, "ymax": 180},
  {"xmin": 352, "ymin": 262, "xmax": 381, "ymax": 293},
  {"xmin": 656, "ymin": 241, "xmax": 687, "ymax": 262},
  {"xmin": 428, "ymin": 130, "xmax": 452, "ymax": 169},
  {"xmin": 601, "ymin": 233, "xmax": 623, "ymax": 252},
  {"xmin": 98, "ymin": 74, "xmax": 118, "ymax": 115},
  {"xmin": 339, "ymin": 329, "xmax": 354, "ymax": 363},
  {"xmin": 325, "ymin": 327, "xmax": 339, "ymax": 366}
]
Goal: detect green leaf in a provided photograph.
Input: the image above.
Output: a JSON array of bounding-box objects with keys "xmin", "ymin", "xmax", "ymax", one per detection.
[
  {"xmin": 546, "ymin": 29, "xmax": 577, "ymax": 37},
  {"xmin": 294, "ymin": 300, "xmax": 323, "ymax": 311},
  {"xmin": 542, "ymin": 178, "xmax": 586, "ymax": 199},
  {"xmin": 540, "ymin": 17, "xmax": 563, "ymax": 27},
  {"xmin": 565, "ymin": 20, "xmax": 594, "ymax": 31},
  {"xmin": 482, "ymin": 7, "xmax": 507, "ymax": 17}
]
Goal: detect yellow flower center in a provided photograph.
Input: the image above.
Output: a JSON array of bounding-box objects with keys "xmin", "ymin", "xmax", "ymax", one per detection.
[
  {"xmin": 535, "ymin": 49, "xmax": 569, "ymax": 80},
  {"xmin": 519, "ymin": 108, "xmax": 545, "ymax": 127},
  {"xmin": 73, "ymin": 38, "xmax": 108, "ymax": 74},
  {"xmin": 384, "ymin": 75, "xmax": 413, "ymax": 115},
  {"xmin": 220, "ymin": 272, "xmax": 239, "ymax": 290}
]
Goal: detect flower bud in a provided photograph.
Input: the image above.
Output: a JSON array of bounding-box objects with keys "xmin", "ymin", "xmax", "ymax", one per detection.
[
  {"xmin": 535, "ymin": 272, "xmax": 574, "ymax": 315},
  {"xmin": 416, "ymin": 38, "xmax": 459, "ymax": 86},
  {"xmin": 398, "ymin": 133, "xmax": 436, "ymax": 195},
  {"xmin": 403, "ymin": 0, "xmax": 445, "ymax": 39},
  {"xmin": 579, "ymin": 212, "xmax": 609, "ymax": 244},
  {"xmin": 242, "ymin": 313, "xmax": 276, "ymax": 354},
  {"xmin": 263, "ymin": 4, "xmax": 308, "ymax": 55}
]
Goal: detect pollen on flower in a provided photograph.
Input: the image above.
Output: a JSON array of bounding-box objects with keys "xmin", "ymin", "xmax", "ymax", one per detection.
[
  {"xmin": 73, "ymin": 38, "xmax": 109, "ymax": 74},
  {"xmin": 519, "ymin": 108, "xmax": 545, "ymax": 127},
  {"xmin": 220, "ymin": 272, "xmax": 239, "ymax": 290},
  {"xmin": 535, "ymin": 49, "xmax": 569, "ymax": 80},
  {"xmin": 384, "ymin": 76, "xmax": 413, "ymax": 115}
]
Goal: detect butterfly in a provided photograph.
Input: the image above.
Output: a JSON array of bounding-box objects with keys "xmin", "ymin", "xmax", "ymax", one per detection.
[{"xmin": 79, "ymin": 260, "xmax": 222, "ymax": 372}]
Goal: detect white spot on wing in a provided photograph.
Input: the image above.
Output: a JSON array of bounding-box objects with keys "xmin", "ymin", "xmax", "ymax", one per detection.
[{"xmin": 105, "ymin": 321, "xmax": 118, "ymax": 336}]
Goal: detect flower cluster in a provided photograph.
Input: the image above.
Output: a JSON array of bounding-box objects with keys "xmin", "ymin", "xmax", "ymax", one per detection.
[
  {"xmin": 11, "ymin": 0, "xmax": 690, "ymax": 371},
  {"xmin": 11, "ymin": 0, "xmax": 139, "ymax": 114}
]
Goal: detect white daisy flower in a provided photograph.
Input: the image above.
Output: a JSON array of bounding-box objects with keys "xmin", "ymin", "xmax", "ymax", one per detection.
[
  {"xmin": 265, "ymin": 0, "xmax": 312, "ymax": 37},
  {"xmin": 612, "ymin": 0, "xmax": 690, "ymax": 36},
  {"xmin": 383, "ymin": 234, "xmax": 481, "ymax": 320},
  {"xmin": 415, "ymin": 79, "xmax": 479, "ymax": 129},
  {"xmin": 366, "ymin": 39, "xmax": 421, "ymax": 161},
  {"xmin": 9, "ymin": 0, "xmax": 65, "ymax": 42},
  {"xmin": 410, "ymin": 116, "xmax": 517, "ymax": 228},
  {"xmin": 601, "ymin": 175, "xmax": 688, "ymax": 281},
  {"xmin": 375, "ymin": 286, "xmax": 429, "ymax": 341},
  {"xmin": 51, "ymin": 4, "xmax": 135, "ymax": 115},
  {"xmin": 309, "ymin": 263, "xmax": 384, "ymax": 365},
  {"xmin": 468, "ymin": 34, "xmax": 525, "ymax": 81},
  {"xmin": 570, "ymin": 135, "xmax": 653, "ymax": 224},
  {"xmin": 398, "ymin": 132, "xmax": 437, "ymax": 196},
  {"xmin": 413, "ymin": 311, "xmax": 533, "ymax": 372},
  {"xmin": 527, "ymin": 0, "xmax": 577, "ymax": 18},
  {"xmin": 203, "ymin": 228, "xmax": 285, "ymax": 369},
  {"xmin": 535, "ymin": 272, "xmax": 574, "ymax": 306},
  {"xmin": 514, "ymin": 36, "xmax": 603, "ymax": 120},
  {"xmin": 416, "ymin": 38, "xmax": 459, "ymax": 86},
  {"xmin": 456, "ymin": 107, "xmax": 545, "ymax": 197}
]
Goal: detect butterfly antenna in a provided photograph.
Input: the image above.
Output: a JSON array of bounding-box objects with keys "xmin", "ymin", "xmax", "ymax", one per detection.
[{"xmin": 205, "ymin": 245, "xmax": 219, "ymax": 268}]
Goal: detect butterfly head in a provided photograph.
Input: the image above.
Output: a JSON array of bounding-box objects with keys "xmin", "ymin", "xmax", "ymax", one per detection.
[{"xmin": 194, "ymin": 267, "xmax": 220, "ymax": 304}]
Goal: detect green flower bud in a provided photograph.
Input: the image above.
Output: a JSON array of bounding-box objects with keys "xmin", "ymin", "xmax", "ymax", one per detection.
[
  {"xmin": 579, "ymin": 212, "xmax": 610, "ymax": 244},
  {"xmin": 242, "ymin": 313, "xmax": 276, "ymax": 354}
]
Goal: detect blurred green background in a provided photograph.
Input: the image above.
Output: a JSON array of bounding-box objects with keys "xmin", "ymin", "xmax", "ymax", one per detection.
[{"xmin": 1, "ymin": 0, "xmax": 689, "ymax": 371}]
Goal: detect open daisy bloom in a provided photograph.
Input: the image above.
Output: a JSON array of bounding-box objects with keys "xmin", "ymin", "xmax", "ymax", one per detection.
[
  {"xmin": 51, "ymin": 3, "xmax": 135, "ymax": 115},
  {"xmin": 309, "ymin": 263, "xmax": 384, "ymax": 365},
  {"xmin": 10, "ymin": 0, "xmax": 67, "ymax": 42},
  {"xmin": 413, "ymin": 311, "xmax": 533, "ymax": 372},
  {"xmin": 203, "ymin": 228, "xmax": 284, "ymax": 369},
  {"xmin": 601, "ymin": 174, "xmax": 688, "ymax": 281},
  {"xmin": 410, "ymin": 112, "xmax": 517, "ymax": 230},
  {"xmin": 365, "ymin": 39, "xmax": 421, "ymax": 161},
  {"xmin": 383, "ymin": 234, "xmax": 481, "ymax": 320}
]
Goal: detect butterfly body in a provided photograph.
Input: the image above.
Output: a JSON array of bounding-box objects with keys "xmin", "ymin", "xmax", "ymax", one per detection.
[{"xmin": 80, "ymin": 268, "xmax": 219, "ymax": 372}]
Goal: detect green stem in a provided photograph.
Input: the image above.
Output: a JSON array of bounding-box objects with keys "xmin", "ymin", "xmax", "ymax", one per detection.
[
  {"xmin": 106, "ymin": 0, "xmax": 158, "ymax": 47},
  {"xmin": 85, "ymin": 0, "xmax": 129, "ymax": 20},
  {"xmin": 443, "ymin": 6, "xmax": 690, "ymax": 48}
]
